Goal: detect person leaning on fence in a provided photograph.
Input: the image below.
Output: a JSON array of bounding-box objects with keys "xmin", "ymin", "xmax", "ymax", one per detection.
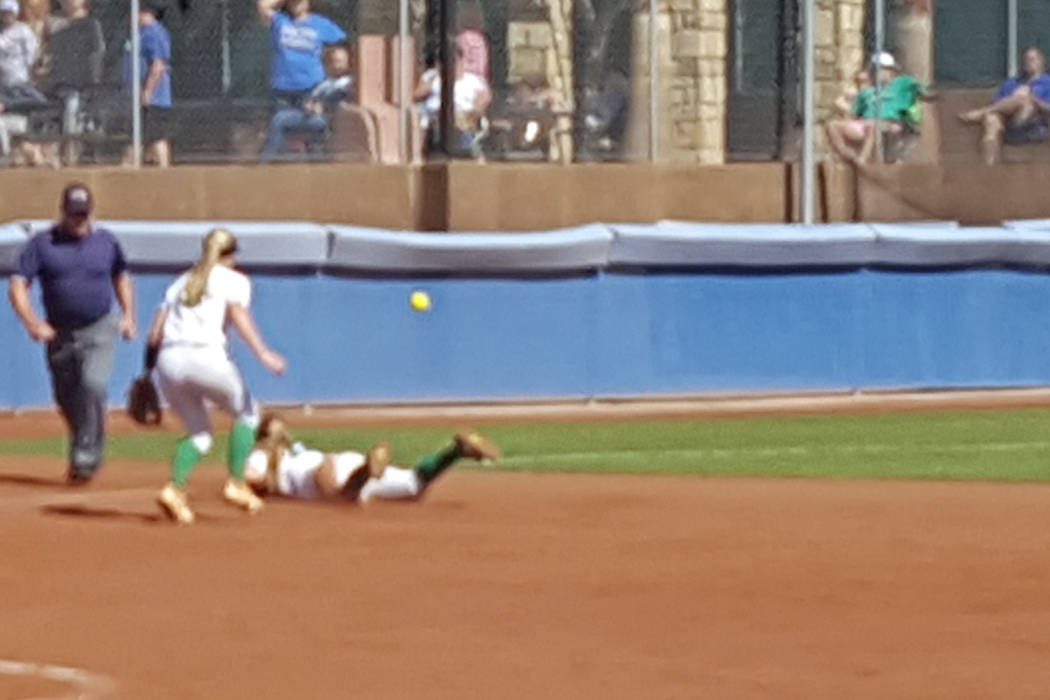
[
  {"xmin": 958, "ymin": 47, "xmax": 1050, "ymax": 166},
  {"xmin": 256, "ymin": 0, "xmax": 346, "ymax": 161},
  {"xmin": 7, "ymin": 183, "xmax": 137, "ymax": 485},
  {"xmin": 826, "ymin": 52, "xmax": 928, "ymax": 166}
]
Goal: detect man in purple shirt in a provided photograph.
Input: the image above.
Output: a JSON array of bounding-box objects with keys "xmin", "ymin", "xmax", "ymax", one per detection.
[
  {"xmin": 959, "ymin": 47, "xmax": 1050, "ymax": 165},
  {"xmin": 7, "ymin": 183, "xmax": 137, "ymax": 484}
]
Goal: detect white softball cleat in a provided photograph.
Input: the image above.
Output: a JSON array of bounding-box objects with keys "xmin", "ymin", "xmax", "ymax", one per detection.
[
  {"xmin": 223, "ymin": 478, "xmax": 265, "ymax": 514},
  {"xmin": 157, "ymin": 483, "xmax": 195, "ymax": 525}
]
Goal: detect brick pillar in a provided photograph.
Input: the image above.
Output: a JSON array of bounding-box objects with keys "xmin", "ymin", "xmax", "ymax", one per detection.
[
  {"xmin": 628, "ymin": 0, "xmax": 728, "ymax": 164},
  {"xmin": 813, "ymin": 0, "xmax": 866, "ymax": 157}
]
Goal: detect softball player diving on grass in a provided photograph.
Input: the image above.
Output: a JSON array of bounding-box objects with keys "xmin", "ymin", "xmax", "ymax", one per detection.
[
  {"xmin": 146, "ymin": 228, "xmax": 287, "ymax": 524},
  {"xmin": 243, "ymin": 413, "xmax": 501, "ymax": 503}
]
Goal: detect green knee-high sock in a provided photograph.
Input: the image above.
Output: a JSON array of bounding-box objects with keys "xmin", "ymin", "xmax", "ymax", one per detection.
[
  {"xmin": 414, "ymin": 444, "xmax": 461, "ymax": 486},
  {"xmin": 172, "ymin": 439, "xmax": 203, "ymax": 488},
  {"xmin": 227, "ymin": 420, "xmax": 256, "ymax": 480}
]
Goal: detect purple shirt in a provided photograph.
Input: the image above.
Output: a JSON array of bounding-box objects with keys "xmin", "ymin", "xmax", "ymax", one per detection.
[
  {"xmin": 16, "ymin": 225, "xmax": 128, "ymax": 329},
  {"xmin": 996, "ymin": 74, "xmax": 1050, "ymax": 123}
]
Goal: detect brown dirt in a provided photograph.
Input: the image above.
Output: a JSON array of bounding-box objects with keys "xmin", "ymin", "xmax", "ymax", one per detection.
[{"xmin": 2, "ymin": 391, "xmax": 1050, "ymax": 698}]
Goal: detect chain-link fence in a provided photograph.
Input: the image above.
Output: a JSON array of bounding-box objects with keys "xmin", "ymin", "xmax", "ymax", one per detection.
[{"xmin": 0, "ymin": 0, "xmax": 1047, "ymax": 176}]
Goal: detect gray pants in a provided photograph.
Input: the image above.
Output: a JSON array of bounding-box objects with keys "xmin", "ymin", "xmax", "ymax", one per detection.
[{"xmin": 46, "ymin": 314, "xmax": 118, "ymax": 477}]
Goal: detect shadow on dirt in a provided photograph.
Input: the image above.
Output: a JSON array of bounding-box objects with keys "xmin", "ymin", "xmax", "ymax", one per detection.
[
  {"xmin": 39, "ymin": 504, "xmax": 164, "ymax": 524},
  {"xmin": 0, "ymin": 473, "xmax": 67, "ymax": 489}
]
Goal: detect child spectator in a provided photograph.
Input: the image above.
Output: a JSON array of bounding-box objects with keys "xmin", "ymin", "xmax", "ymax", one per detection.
[
  {"xmin": 834, "ymin": 68, "xmax": 872, "ymax": 118},
  {"xmin": 260, "ymin": 44, "xmax": 354, "ymax": 162}
]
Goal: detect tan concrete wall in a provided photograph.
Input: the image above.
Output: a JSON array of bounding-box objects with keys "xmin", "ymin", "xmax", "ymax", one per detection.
[
  {"xmin": 443, "ymin": 161, "xmax": 788, "ymax": 229},
  {"xmin": 0, "ymin": 165, "xmax": 421, "ymax": 229},
  {"xmin": 854, "ymin": 163, "xmax": 1050, "ymax": 225},
  {"xmin": 0, "ymin": 163, "xmax": 790, "ymax": 230},
  {"xmin": 6, "ymin": 160, "xmax": 1046, "ymax": 229}
]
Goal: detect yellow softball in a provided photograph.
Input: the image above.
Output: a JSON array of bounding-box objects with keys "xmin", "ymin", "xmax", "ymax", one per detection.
[{"xmin": 409, "ymin": 290, "xmax": 432, "ymax": 312}]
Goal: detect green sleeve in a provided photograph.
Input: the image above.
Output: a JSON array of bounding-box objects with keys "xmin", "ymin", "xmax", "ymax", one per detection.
[{"xmin": 852, "ymin": 89, "xmax": 869, "ymax": 118}]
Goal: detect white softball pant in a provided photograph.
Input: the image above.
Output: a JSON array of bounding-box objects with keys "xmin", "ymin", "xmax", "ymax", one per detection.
[
  {"xmin": 329, "ymin": 453, "xmax": 424, "ymax": 502},
  {"xmin": 156, "ymin": 344, "xmax": 259, "ymax": 448}
]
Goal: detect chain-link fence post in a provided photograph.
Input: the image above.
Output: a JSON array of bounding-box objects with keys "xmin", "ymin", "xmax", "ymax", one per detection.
[
  {"xmin": 130, "ymin": 0, "xmax": 141, "ymax": 168},
  {"xmin": 801, "ymin": 0, "xmax": 815, "ymax": 225}
]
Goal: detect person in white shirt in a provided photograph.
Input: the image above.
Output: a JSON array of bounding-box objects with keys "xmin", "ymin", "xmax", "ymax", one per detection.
[
  {"xmin": 244, "ymin": 413, "xmax": 501, "ymax": 504},
  {"xmin": 0, "ymin": 0, "xmax": 38, "ymax": 88},
  {"xmin": 414, "ymin": 46, "xmax": 492, "ymax": 156},
  {"xmin": 145, "ymin": 228, "xmax": 287, "ymax": 525}
]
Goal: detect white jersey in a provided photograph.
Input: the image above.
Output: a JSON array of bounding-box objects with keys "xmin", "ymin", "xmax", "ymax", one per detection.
[
  {"xmin": 160, "ymin": 265, "xmax": 251, "ymax": 348},
  {"xmin": 245, "ymin": 444, "xmax": 365, "ymax": 500},
  {"xmin": 421, "ymin": 70, "xmax": 489, "ymax": 114},
  {"xmin": 245, "ymin": 443, "xmax": 423, "ymax": 502}
]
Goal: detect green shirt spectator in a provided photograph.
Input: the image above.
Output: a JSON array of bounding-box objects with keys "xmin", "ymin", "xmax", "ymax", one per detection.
[{"xmin": 853, "ymin": 74, "xmax": 925, "ymax": 127}]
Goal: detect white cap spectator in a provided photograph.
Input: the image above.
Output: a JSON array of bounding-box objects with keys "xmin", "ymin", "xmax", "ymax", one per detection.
[{"xmin": 872, "ymin": 51, "xmax": 897, "ymax": 70}]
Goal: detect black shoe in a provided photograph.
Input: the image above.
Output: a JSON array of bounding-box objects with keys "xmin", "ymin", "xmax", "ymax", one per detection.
[{"xmin": 66, "ymin": 468, "xmax": 94, "ymax": 486}]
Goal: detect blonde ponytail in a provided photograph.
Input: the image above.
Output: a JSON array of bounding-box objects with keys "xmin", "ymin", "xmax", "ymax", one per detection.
[
  {"xmin": 253, "ymin": 413, "xmax": 293, "ymax": 495},
  {"xmin": 182, "ymin": 228, "xmax": 238, "ymax": 307}
]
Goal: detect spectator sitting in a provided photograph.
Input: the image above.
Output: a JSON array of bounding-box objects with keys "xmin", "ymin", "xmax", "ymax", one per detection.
[
  {"xmin": 0, "ymin": 0, "xmax": 50, "ymax": 166},
  {"xmin": 958, "ymin": 46, "xmax": 1050, "ymax": 166},
  {"xmin": 834, "ymin": 68, "xmax": 872, "ymax": 118},
  {"xmin": 0, "ymin": 0, "xmax": 36, "ymax": 90},
  {"xmin": 583, "ymin": 69, "xmax": 629, "ymax": 157},
  {"xmin": 413, "ymin": 47, "xmax": 491, "ymax": 157},
  {"xmin": 256, "ymin": 0, "xmax": 346, "ymax": 161},
  {"xmin": 260, "ymin": 44, "xmax": 354, "ymax": 162},
  {"xmin": 826, "ymin": 52, "xmax": 927, "ymax": 165},
  {"xmin": 413, "ymin": 50, "xmax": 441, "ymax": 137},
  {"xmin": 492, "ymin": 75, "xmax": 561, "ymax": 156}
]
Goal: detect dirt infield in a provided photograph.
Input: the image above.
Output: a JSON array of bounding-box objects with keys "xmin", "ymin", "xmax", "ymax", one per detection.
[{"xmin": 2, "ymin": 394, "xmax": 1050, "ymax": 698}]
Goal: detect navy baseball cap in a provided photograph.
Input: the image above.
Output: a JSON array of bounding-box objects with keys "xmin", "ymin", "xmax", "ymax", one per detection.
[{"xmin": 61, "ymin": 183, "xmax": 94, "ymax": 216}]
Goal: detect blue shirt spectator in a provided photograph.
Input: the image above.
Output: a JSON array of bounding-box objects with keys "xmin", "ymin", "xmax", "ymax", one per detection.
[
  {"xmin": 121, "ymin": 3, "xmax": 172, "ymax": 108},
  {"xmin": 994, "ymin": 75, "xmax": 1050, "ymax": 114},
  {"xmin": 261, "ymin": 0, "xmax": 345, "ymax": 94},
  {"xmin": 959, "ymin": 46, "xmax": 1050, "ymax": 165},
  {"xmin": 139, "ymin": 15, "xmax": 171, "ymax": 107}
]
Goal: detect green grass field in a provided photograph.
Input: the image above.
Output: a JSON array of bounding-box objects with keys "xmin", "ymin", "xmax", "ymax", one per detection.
[{"xmin": 4, "ymin": 407, "xmax": 1050, "ymax": 482}]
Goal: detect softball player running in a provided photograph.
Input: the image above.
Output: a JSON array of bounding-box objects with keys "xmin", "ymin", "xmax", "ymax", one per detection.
[
  {"xmin": 243, "ymin": 413, "xmax": 501, "ymax": 503},
  {"xmin": 147, "ymin": 228, "xmax": 287, "ymax": 524}
]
